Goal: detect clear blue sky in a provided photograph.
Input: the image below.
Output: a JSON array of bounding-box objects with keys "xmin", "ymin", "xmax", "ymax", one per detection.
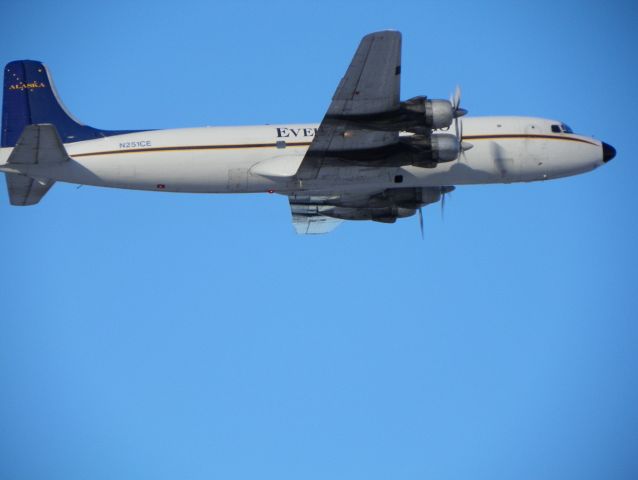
[{"xmin": 1, "ymin": 1, "xmax": 637, "ymax": 479}]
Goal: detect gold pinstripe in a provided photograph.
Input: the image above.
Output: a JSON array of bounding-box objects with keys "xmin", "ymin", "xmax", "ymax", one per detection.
[{"xmin": 70, "ymin": 134, "xmax": 598, "ymax": 158}]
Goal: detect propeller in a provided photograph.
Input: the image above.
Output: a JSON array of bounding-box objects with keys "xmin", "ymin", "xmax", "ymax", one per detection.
[
  {"xmin": 440, "ymin": 186, "xmax": 455, "ymax": 221},
  {"xmin": 456, "ymin": 117, "xmax": 470, "ymax": 162},
  {"xmin": 441, "ymin": 189, "xmax": 446, "ymax": 220},
  {"xmin": 451, "ymin": 85, "xmax": 467, "ymax": 120},
  {"xmin": 417, "ymin": 186, "xmax": 455, "ymax": 238},
  {"xmin": 451, "ymin": 86, "xmax": 472, "ymax": 161}
]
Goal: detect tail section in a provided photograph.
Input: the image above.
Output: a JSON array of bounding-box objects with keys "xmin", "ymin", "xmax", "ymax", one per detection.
[
  {"xmin": 2, "ymin": 60, "xmax": 135, "ymax": 147},
  {"xmin": 2, "ymin": 60, "xmax": 142, "ymax": 205}
]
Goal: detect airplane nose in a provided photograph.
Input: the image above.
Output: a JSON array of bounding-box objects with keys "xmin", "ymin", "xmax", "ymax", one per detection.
[{"xmin": 602, "ymin": 142, "xmax": 616, "ymax": 163}]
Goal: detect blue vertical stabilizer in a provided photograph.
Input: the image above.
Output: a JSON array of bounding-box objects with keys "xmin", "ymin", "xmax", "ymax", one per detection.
[{"xmin": 2, "ymin": 60, "xmax": 139, "ymax": 147}]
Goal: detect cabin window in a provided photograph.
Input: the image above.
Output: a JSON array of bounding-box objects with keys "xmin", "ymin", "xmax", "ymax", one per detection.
[
  {"xmin": 394, "ymin": 175, "xmax": 403, "ymax": 184},
  {"xmin": 276, "ymin": 140, "xmax": 286, "ymax": 149},
  {"xmin": 551, "ymin": 124, "xmax": 561, "ymax": 133}
]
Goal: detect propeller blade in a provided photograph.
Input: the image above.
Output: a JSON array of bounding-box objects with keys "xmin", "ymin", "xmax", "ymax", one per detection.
[
  {"xmin": 451, "ymin": 85, "xmax": 469, "ymax": 161},
  {"xmin": 455, "ymin": 118, "xmax": 473, "ymax": 161},
  {"xmin": 440, "ymin": 186, "xmax": 454, "ymax": 220},
  {"xmin": 452, "ymin": 85, "xmax": 467, "ymax": 118},
  {"xmin": 441, "ymin": 191, "xmax": 446, "ymax": 220},
  {"xmin": 452, "ymin": 85, "xmax": 461, "ymax": 110},
  {"xmin": 418, "ymin": 207, "xmax": 424, "ymax": 239},
  {"xmin": 455, "ymin": 117, "xmax": 463, "ymax": 161}
]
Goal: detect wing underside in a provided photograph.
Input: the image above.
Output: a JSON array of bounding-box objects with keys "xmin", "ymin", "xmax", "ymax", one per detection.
[
  {"xmin": 290, "ymin": 201, "xmax": 345, "ymax": 235},
  {"xmin": 287, "ymin": 186, "xmax": 452, "ymax": 235},
  {"xmin": 297, "ymin": 31, "xmax": 403, "ymax": 180}
]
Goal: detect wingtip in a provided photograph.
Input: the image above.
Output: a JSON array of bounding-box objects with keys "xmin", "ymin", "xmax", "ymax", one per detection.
[{"xmin": 363, "ymin": 30, "xmax": 402, "ymax": 39}]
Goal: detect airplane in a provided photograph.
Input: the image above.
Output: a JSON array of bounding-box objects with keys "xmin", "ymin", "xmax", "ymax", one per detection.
[{"xmin": 0, "ymin": 30, "xmax": 615, "ymax": 235}]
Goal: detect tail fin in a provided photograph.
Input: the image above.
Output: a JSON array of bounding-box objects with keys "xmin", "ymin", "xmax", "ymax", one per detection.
[{"xmin": 2, "ymin": 60, "xmax": 134, "ymax": 147}]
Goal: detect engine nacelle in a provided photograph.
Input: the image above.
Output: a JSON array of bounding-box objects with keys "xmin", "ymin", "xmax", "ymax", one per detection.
[
  {"xmin": 401, "ymin": 96, "xmax": 454, "ymax": 130},
  {"xmin": 416, "ymin": 187, "xmax": 442, "ymax": 206},
  {"xmin": 430, "ymin": 134, "xmax": 460, "ymax": 162},
  {"xmin": 318, "ymin": 206, "xmax": 416, "ymax": 221},
  {"xmin": 403, "ymin": 133, "xmax": 460, "ymax": 163},
  {"xmin": 382, "ymin": 186, "xmax": 454, "ymax": 209}
]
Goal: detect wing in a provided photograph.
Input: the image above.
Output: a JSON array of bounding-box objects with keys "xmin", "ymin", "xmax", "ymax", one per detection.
[
  {"xmin": 287, "ymin": 186, "xmax": 450, "ymax": 235},
  {"xmin": 297, "ymin": 31, "xmax": 402, "ymax": 180},
  {"xmin": 290, "ymin": 199, "xmax": 344, "ymax": 235},
  {"xmin": 328, "ymin": 30, "xmax": 401, "ymax": 116}
]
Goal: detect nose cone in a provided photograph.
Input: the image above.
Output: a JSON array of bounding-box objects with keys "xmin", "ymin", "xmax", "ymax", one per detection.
[{"xmin": 602, "ymin": 142, "xmax": 616, "ymax": 163}]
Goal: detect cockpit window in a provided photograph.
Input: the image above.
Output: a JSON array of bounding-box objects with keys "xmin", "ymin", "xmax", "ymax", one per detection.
[{"xmin": 551, "ymin": 123, "xmax": 574, "ymax": 134}]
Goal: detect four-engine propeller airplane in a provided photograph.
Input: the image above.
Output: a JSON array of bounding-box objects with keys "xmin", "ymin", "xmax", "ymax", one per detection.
[{"xmin": 0, "ymin": 31, "xmax": 615, "ymax": 234}]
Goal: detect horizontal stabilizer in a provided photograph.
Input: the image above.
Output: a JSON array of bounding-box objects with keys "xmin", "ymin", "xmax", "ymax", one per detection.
[
  {"xmin": 5, "ymin": 173, "xmax": 55, "ymax": 206},
  {"xmin": 8, "ymin": 123, "xmax": 69, "ymax": 165},
  {"xmin": 3, "ymin": 124, "xmax": 69, "ymax": 205}
]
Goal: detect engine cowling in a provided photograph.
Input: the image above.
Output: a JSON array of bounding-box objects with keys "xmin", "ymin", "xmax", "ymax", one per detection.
[
  {"xmin": 402, "ymin": 133, "xmax": 460, "ymax": 163},
  {"xmin": 430, "ymin": 134, "xmax": 460, "ymax": 162},
  {"xmin": 401, "ymin": 96, "xmax": 454, "ymax": 130},
  {"xmin": 318, "ymin": 206, "xmax": 416, "ymax": 221}
]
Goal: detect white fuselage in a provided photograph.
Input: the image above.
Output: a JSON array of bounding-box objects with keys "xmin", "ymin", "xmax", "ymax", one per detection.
[{"xmin": 0, "ymin": 116, "xmax": 605, "ymax": 195}]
